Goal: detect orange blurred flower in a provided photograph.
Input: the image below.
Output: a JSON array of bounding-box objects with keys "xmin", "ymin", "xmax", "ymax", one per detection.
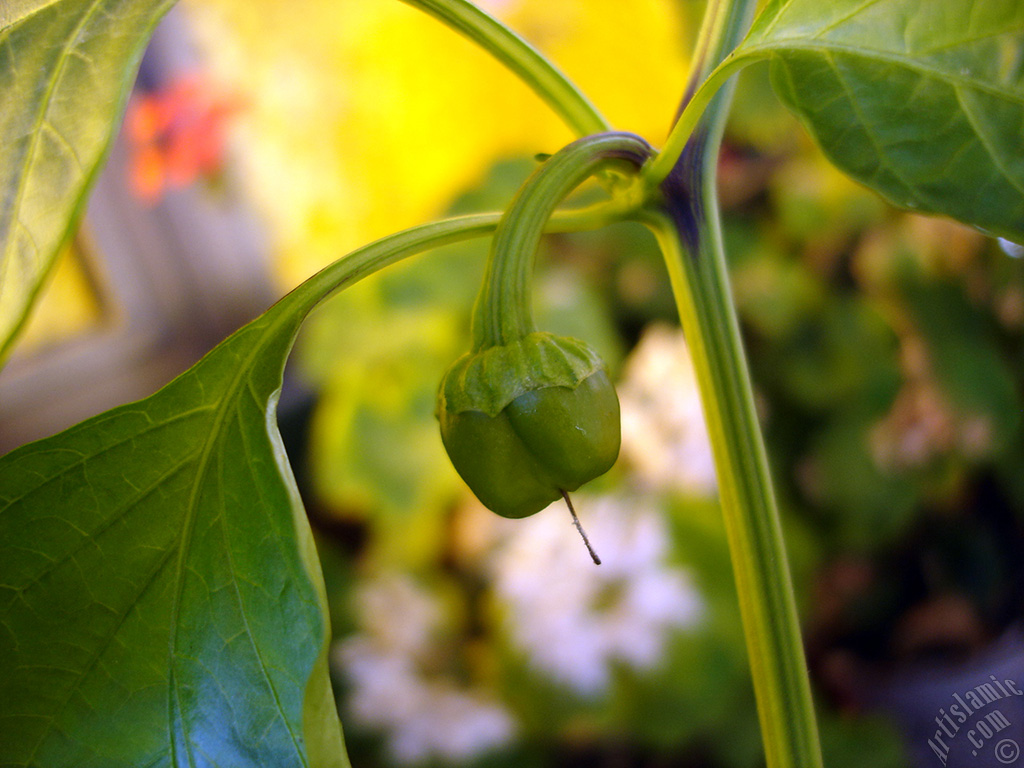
[{"xmin": 125, "ymin": 73, "xmax": 245, "ymax": 203}]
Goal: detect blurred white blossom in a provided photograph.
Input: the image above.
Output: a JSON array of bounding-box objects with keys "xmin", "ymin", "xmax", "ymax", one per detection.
[
  {"xmin": 618, "ymin": 323, "xmax": 717, "ymax": 496},
  {"xmin": 334, "ymin": 574, "xmax": 516, "ymax": 765},
  {"xmin": 490, "ymin": 494, "xmax": 704, "ymax": 696},
  {"xmin": 999, "ymin": 237, "xmax": 1024, "ymax": 258}
]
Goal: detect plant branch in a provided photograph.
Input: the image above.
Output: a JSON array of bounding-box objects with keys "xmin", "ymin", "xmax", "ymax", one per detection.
[
  {"xmin": 472, "ymin": 132, "xmax": 653, "ymax": 350},
  {"xmin": 645, "ymin": 0, "xmax": 769, "ymax": 186},
  {"xmin": 293, "ymin": 200, "xmax": 636, "ymax": 320},
  {"xmin": 645, "ymin": 52, "xmax": 754, "ymax": 187},
  {"xmin": 399, "ymin": 0, "xmax": 611, "ymax": 137},
  {"xmin": 638, "ymin": 0, "xmax": 824, "ymax": 765}
]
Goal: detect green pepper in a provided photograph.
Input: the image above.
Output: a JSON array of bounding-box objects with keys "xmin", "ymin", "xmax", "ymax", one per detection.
[
  {"xmin": 436, "ymin": 135, "xmax": 649, "ymax": 530},
  {"xmin": 437, "ymin": 332, "xmax": 620, "ymax": 519}
]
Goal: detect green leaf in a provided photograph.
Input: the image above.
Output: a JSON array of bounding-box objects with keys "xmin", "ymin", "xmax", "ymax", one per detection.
[
  {"xmin": 0, "ymin": 214, "xmax": 499, "ymax": 767},
  {"xmin": 738, "ymin": 0, "xmax": 1024, "ymax": 242},
  {"xmin": 0, "ymin": 0, "xmax": 174, "ymax": 361}
]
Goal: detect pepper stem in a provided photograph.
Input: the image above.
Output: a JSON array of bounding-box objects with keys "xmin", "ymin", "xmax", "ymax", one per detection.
[
  {"xmin": 561, "ymin": 490, "xmax": 600, "ymax": 565},
  {"xmin": 471, "ymin": 132, "xmax": 654, "ymax": 351}
]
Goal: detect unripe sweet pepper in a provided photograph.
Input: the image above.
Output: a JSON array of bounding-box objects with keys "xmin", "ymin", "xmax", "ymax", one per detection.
[
  {"xmin": 435, "ymin": 134, "xmax": 651, "ymax": 530},
  {"xmin": 437, "ymin": 332, "xmax": 620, "ymax": 518}
]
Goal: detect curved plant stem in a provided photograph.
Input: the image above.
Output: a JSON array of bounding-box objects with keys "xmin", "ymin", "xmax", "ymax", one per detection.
[
  {"xmin": 472, "ymin": 132, "xmax": 652, "ymax": 350},
  {"xmin": 399, "ymin": 0, "xmax": 610, "ymax": 137},
  {"xmin": 638, "ymin": 0, "xmax": 825, "ymax": 766}
]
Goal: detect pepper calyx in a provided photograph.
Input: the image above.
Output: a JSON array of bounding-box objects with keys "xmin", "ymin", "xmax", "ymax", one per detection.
[{"xmin": 439, "ymin": 331, "xmax": 604, "ymax": 418}]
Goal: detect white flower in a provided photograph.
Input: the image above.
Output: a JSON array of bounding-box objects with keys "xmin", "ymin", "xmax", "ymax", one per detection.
[
  {"xmin": 490, "ymin": 494, "xmax": 705, "ymax": 696},
  {"xmin": 617, "ymin": 323, "xmax": 717, "ymax": 496},
  {"xmin": 334, "ymin": 574, "xmax": 516, "ymax": 765}
]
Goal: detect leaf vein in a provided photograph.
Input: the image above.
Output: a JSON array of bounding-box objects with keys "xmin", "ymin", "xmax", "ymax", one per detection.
[
  {"xmin": 7, "ymin": 449, "xmax": 202, "ymax": 597},
  {"xmin": 954, "ymin": 83, "xmax": 1024, "ymax": 196},
  {"xmin": 42, "ymin": 117, "xmax": 84, "ymax": 172},
  {"xmin": 812, "ymin": 0, "xmax": 888, "ymax": 40},
  {"xmin": 823, "ymin": 52, "xmax": 920, "ymax": 199},
  {"xmin": 23, "ymin": 541, "xmax": 178, "ymax": 766},
  {"xmin": 915, "ymin": 26, "xmax": 1023, "ymax": 57},
  {"xmin": 0, "ymin": 406, "xmax": 213, "ymax": 511},
  {"xmin": 0, "ymin": 0, "xmax": 103, "ymax": 284},
  {"xmin": 759, "ymin": 40, "xmax": 1024, "ymax": 102}
]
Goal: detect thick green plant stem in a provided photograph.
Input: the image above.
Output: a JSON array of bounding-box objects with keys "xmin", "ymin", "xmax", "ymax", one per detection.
[
  {"xmin": 472, "ymin": 131, "xmax": 652, "ymax": 350},
  {"xmin": 640, "ymin": 0, "xmax": 824, "ymax": 766},
  {"xmin": 643, "ymin": 207, "xmax": 823, "ymax": 768},
  {"xmin": 399, "ymin": 0, "xmax": 610, "ymax": 137}
]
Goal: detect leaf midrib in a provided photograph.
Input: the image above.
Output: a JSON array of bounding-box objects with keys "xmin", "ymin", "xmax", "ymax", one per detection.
[
  {"xmin": 166, "ymin": 311, "xmax": 304, "ymax": 768},
  {"xmin": 219, "ymin": 397, "xmax": 308, "ymax": 763}
]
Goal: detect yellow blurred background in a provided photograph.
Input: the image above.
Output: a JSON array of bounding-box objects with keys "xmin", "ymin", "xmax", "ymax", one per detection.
[{"xmin": 180, "ymin": 0, "xmax": 691, "ymax": 286}]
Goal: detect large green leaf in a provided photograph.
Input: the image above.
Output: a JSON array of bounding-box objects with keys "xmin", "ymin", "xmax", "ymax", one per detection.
[
  {"xmin": 0, "ymin": 215, "xmax": 498, "ymax": 767},
  {"xmin": 0, "ymin": 0, "xmax": 174, "ymax": 361},
  {"xmin": 737, "ymin": 0, "xmax": 1024, "ymax": 242}
]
